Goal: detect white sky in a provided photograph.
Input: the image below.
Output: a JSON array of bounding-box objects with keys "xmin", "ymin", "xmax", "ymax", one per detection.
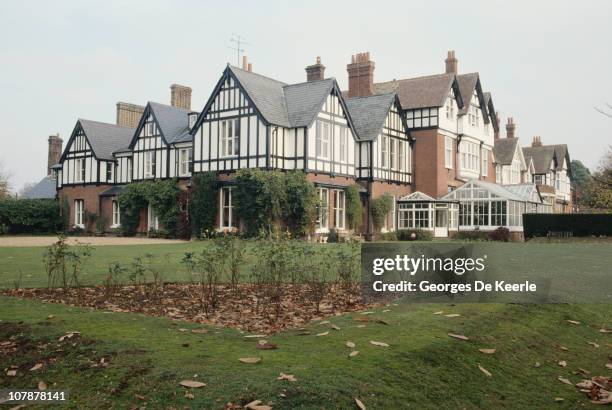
[{"xmin": 1, "ymin": 0, "xmax": 611, "ymax": 191}]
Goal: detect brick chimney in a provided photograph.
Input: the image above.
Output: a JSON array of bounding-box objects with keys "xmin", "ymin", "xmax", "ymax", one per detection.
[
  {"xmin": 531, "ymin": 136, "xmax": 543, "ymax": 147},
  {"xmin": 47, "ymin": 134, "xmax": 63, "ymax": 176},
  {"xmin": 242, "ymin": 55, "xmax": 252, "ymax": 72},
  {"xmin": 306, "ymin": 56, "xmax": 325, "ymax": 82},
  {"xmin": 506, "ymin": 117, "xmax": 516, "ymax": 139},
  {"xmin": 445, "ymin": 50, "xmax": 458, "ymax": 74},
  {"xmin": 116, "ymin": 102, "xmax": 145, "ymax": 128},
  {"xmin": 494, "ymin": 112, "xmax": 501, "ymax": 140},
  {"xmin": 347, "ymin": 52, "xmax": 375, "ymax": 98},
  {"xmin": 170, "ymin": 84, "xmax": 192, "ymax": 110}
]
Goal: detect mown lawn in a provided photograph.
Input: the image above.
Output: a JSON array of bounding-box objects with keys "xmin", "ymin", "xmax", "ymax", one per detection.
[{"xmin": 1, "ymin": 297, "xmax": 610, "ymax": 409}]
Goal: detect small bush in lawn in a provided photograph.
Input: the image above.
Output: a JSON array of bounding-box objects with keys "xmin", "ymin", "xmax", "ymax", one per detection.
[
  {"xmin": 216, "ymin": 234, "xmax": 246, "ymax": 290},
  {"xmin": 43, "ymin": 235, "xmax": 92, "ymax": 291},
  {"xmin": 303, "ymin": 247, "xmax": 331, "ymax": 313},
  {"xmin": 489, "ymin": 227, "xmax": 510, "ymax": 242},
  {"xmin": 336, "ymin": 240, "xmax": 360, "ymax": 304},
  {"xmin": 181, "ymin": 246, "xmax": 226, "ymax": 318},
  {"xmin": 104, "ymin": 261, "xmax": 125, "ymax": 297},
  {"xmin": 396, "ymin": 229, "xmax": 433, "ymax": 241}
]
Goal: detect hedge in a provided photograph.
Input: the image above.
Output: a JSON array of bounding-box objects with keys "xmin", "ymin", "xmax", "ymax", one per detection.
[
  {"xmin": 190, "ymin": 172, "xmax": 218, "ymax": 237},
  {"xmin": 0, "ymin": 198, "xmax": 61, "ymax": 234},
  {"xmin": 523, "ymin": 213, "xmax": 612, "ymax": 238}
]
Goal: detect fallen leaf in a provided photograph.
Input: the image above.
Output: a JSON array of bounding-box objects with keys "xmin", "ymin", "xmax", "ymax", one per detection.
[
  {"xmin": 239, "ymin": 357, "xmax": 262, "ymax": 364},
  {"xmin": 245, "ymin": 400, "xmax": 272, "ymax": 410},
  {"xmin": 319, "ymin": 321, "xmax": 330, "ymax": 325},
  {"xmin": 479, "ymin": 348, "xmax": 496, "ymax": 354},
  {"xmin": 445, "ymin": 314, "xmax": 460, "ymax": 318},
  {"xmin": 558, "ymin": 346, "xmax": 569, "ymax": 351},
  {"xmin": 178, "ymin": 328, "xmax": 188, "ymax": 332},
  {"xmin": 566, "ymin": 320, "xmax": 580, "ymax": 325},
  {"xmin": 478, "ymin": 364, "xmax": 492, "ymax": 377},
  {"xmin": 47, "ymin": 315, "xmax": 54, "ymax": 320},
  {"xmin": 135, "ymin": 394, "xmax": 146, "ymax": 400},
  {"xmin": 375, "ymin": 319, "xmax": 390, "ymax": 326},
  {"xmin": 577, "ymin": 368, "xmax": 591, "ymax": 376},
  {"xmin": 244, "ymin": 334, "xmax": 267, "ymax": 338},
  {"xmin": 346, "ymin": 341, "xmax": 356, "ymax": 348},
  {"xmin": 360, "ymin": 311, "xmax": 374, "ymax": 315},
  {"xmin": 277, "ymin": 372, "xmax": 297, "ymax": 382},
  {"xmin": 535, "ymin": 362, "xmax": 541, "ymax": 368},
  {"xmin": 296, "ymin": 331, "xmax": 311, "ymax": 336},
  {"xmin": 331, "ymin": 324, "xmax": 341, "ymax": 331},
  {"xmin": 448, "ymin": 333, "xmax": 469, "ymax": 341},
  {"xmin": 30, "ymin": 363, "xmax": 43, "ymax": 371},
  {"xmin": 382, "ymin": 309, "xmax": 390, "ymax": 313},
  {"xmin": 184, "ymin": 391, "xmax": 194, "ymax": 399},
  {"xmin": 356, "ymin": 325, "xmax": 366, "ymax": 328},
  {"xmin": 179, "ymin": 380, "xmax": 206, "ymax": 388},
  {"xmin": 605, "ymin": 363, "xmax": 612, "ymax": 370},
  {"xmin": 433, "ymin": 311, "xmax": 444, "ymax": 315},
  {"xmin": 316, "ymin": 332, "xmax": 329, "ymax": 337},
  {"xmin": 354, "ymin": 397, "xmax": 366, "ymax": 410},
  {"xmin": 349, "ymin": 350, "xmax": 359, "ymax": 358},
  {"xmin": 191, "ymin": 328, "xmax": 208, "ymax": 334},
  {"xmin": 600, "ymin": 329, "xmax": 612, "ymax": 333},
  {"xmin": 558, "ymin": 376, "xmax": 572, "ymax": 385},
  {"xmin": 7, "ymin": 370, "xmax": 16, "ymax": 376},
  {"xmin": 38, "ymin": 380, "xmax": 47, "ymax": 391},
  {"xmin": 587, "ymin": 341, "xmax": 600, "ymax": 348},
  {"xmin": 554, "ymin": 397, "xmax": 564, "ymax": 402},
  {"xmin": 370, "ymin": 341, "xmax": 389, "ymax": 347},
  {"xmin": 558, "ymin": 361, "xmax": 567, "ymax": 368}
]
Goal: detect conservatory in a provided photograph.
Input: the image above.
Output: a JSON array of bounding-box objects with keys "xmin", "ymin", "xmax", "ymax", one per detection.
[
  {"xmin": 440, "ymin": 180, "xmax": 551, "ymax": 233},
  {"xmin": 396, "ymin": 192, "xmax": 459, "ymax": 238}
]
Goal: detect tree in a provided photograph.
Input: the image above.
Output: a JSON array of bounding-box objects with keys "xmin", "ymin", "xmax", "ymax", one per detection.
[
  {"xmin": 570, "ymin": 160, "xmax": 592, "ymax": 205},
  {"xmin": 585, "ymin": 145, "xmax": 612, "ymax": 211},
  {"xmin": 18, "ymin": 182, "xmax": 36, "ymax": 198},
  {"xmin": 594, "ymin": 103, "xmax": 612, "ymax": 118},
  {"xmin": 0, "ymin": 161, "xmax": 10, "ymax": 199}
]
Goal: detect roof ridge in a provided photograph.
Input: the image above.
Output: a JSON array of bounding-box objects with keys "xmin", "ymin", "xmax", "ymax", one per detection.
[
  {"xmin": 79, "ymin": 118, "xmax": 135, "ymax": 130},
  {"xmin": 346, "ymin": 92, "xmax": 396, "ymax": 101},
  {"xmin": 148, "ymin": 101, "xmax": 190, "ymax": 113},
  {"xmin": 283, "ymin": 77, "xmax": 335, "ymax": 88},
  {"xmin": 229, "ymin": 65, "xmax": 288, "ymax": 86},
  {"xmin": 375, "ymin": 72, "xmax": 452, "ymax": 85}
]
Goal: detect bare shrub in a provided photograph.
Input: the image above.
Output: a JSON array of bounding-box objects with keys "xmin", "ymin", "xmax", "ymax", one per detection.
[
  {"xmin": 43, "ymin": 235, "xmax": 92, "ymax": 293},
  {"xmin": 336, "ymin": 240, "xmax": 361, "ymax": 304},
  {"xmin": 104, "ymin": 262, "xmax": 125, "ymax": 298}
]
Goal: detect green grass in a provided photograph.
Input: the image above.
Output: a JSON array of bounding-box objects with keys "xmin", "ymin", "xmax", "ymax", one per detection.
[{"xmin": 1, "ymin": 298, "xmax": 610, "ymax": 409}]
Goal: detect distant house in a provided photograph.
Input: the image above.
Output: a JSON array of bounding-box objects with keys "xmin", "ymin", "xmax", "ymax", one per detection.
[{"xmin": 22, "ymin": 134, "xmax": 63, "ymax": 200}]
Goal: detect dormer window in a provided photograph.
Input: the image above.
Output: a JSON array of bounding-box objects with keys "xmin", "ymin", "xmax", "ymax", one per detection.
[{"xmin": 188, "ymin": 113, "xmax": 198, "ymax": 129}]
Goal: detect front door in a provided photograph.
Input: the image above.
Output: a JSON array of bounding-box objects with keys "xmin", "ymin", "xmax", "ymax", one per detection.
[{"xmin": 434, "ymin": 209, "xmax": 448, "ymax": 238}]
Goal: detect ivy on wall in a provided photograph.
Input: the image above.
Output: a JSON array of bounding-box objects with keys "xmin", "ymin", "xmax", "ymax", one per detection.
[
  {"xmin": 370, "ymin": 193, "xmax": 393, "ymax": 231},
  {"xmin": 284, "ymin": 171, "xmax": 318, "ymax": 237},
  {"xmin": 118, "ymin": 179, "xmax": 181, "ymax": 237},
  {"xmin": 190, "ymin": 172, "xmax": 218, "ymax": 237}
]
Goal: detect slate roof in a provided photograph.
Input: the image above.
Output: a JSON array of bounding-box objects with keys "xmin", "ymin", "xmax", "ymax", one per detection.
[
  {"xmin": 344, "ymin": 93, "xmax": 397, "ymax": 141},
  {"xmin": 79, "ymin": 119, "xmax": 135, "ymax": 160},
  {"xmin": 148, "ymin": 102, "xmax": 191, "ymax": 144},
  {"xmin": 22, "ymin": 176, "xmax": 56, "ymax": 199},
  {"xmin": 229, "ymin": 66, "xmax": 339, "ymax": 128},
  {"xmin": 373, "ymin": 73, "xmax": 455, "ymax": 110},
  {"xmin": 493, "ymin": 138, "xmax": 520, "ymax": 166},
  {"xmin": 523, "ymin": 144, "xmax": 570, "ymax": 174},
  {"xmin": 456, "ymin": 73, "xmax": 479, "ymax": 114}
]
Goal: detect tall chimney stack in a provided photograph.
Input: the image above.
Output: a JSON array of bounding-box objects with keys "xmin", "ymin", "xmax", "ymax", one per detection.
[
  {"xmin": 306, "ymin": 56, "xmax": 326, "ymax": 82},
  {"xmin": 494, "ymin": 112, "xmax": 501, "ymax": 140},
  {"xmin": 445, "ymin": 50, "xmax": 458, "ymax": 74},
  {"xmin": 116, "ymin": 102, "xmax": 145, "ymax": 128},
  {"xmin": 242, "ymin": 55, "xmax": 248, "ymax": 70},
  {"xmin": 347, "ymin": 52, "xmax": 375, "ymax": 98},
  {"xmin": 531, "ymin": 136, "xmax": 543, "ymax": 147},
  {"xmin": 47, "ymin": 134, "xmax": 63, "ymax": 176},
  {"xmin": 170, "ymin": 84, "xmax": 192, "ymax": 110},
  {"xmin": 506, "ymin": 117, "xmax": 516, "ymax": 139}
]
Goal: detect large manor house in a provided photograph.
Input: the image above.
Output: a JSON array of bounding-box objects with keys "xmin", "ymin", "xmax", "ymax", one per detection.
[{"xmin": 31, "ymin": 51, "xmax": 572, "ymax": 239}]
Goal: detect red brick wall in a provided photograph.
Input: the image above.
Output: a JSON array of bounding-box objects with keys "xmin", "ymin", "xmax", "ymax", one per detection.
[{"xmin": 57, "ymin": 185, "xmax": 114, "ymax": 231}]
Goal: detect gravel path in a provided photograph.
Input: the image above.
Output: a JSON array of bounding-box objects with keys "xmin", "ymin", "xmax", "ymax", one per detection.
[{"xmin": 0, "ymin": 236, "xmax": 188, "ymax": 247}]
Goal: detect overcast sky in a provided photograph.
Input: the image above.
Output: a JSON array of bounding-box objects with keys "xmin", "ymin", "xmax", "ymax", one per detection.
[{"xmin": 1, "ymin": 0, "xmax": 611, "ymax": 191}]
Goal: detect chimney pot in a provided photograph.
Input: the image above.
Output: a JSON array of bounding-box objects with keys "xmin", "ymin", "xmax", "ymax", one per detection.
[
  {"xmin": 170, "ymin": 84, "xmax": 192, "ymax": 110},
  {"xmin": 445, "ymin": 50, "xmax": 458, "ymax": 74},
  {"xmin": 247, "ymin": 63, "xmax": 252, "ymax": 72},
  {"xmin": 531, "ymin": 136, "xmax": 543, "ymax": 147},
  {"xmin": 347, "ymin": 51, "xmax": 375, "ymax": 98},
  {"xmin": 242, "ymin": 55, "xmax": 248, "ymax": 70}
]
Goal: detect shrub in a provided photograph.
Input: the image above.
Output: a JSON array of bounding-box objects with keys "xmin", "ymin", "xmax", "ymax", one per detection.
[
  {"xmin": 523, "ymin": 213, "xmax": 612, "ymax": 238},
  {"xmin": 0, "ymin": 198, "xmax": 61, "ymax": 234},
  {"xmin": 233, "ymin": 169, "xmax": 286, "ymax": 237},
  {"xmin": 489, "ymin": 226, "xmax": 510, "ymax": 242},
  {"xmin": 327, "ymin": 228, "xmax": 339, "ymax": 243},
  {"xmin": 345, "ymin": 185, "xmax": 363, "ymax": 231},
  {"xmin": 378, "ymin": 231, "xmax": 398, "ymax": 241},
  {"xmin": 453, "ymin": 231, "xmax": 490, "ymax": 241},
  {"xmin": 43, "ymin": 235, "xmax": 93, "ymax": 290},
  {"xmin": 396, "ymin": 229, "xmax": 433, "ymax": 241},
  {"xmin": 370, "ymin": 193, "xmax": 394, "ymax": 231},
  {"xmin": 190, "ymin": 172, "xmax": 218, "ymax": 237},
  {"xmin": 284, "ymin": 171, "xmax": 318, "ymax": 237}
]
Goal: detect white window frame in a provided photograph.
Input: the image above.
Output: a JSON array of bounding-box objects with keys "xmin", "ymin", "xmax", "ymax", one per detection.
[
  {"xmin": 144, "ymin": 151, "xmax": 155, "ymax": 178},
  {"xmin": 445, "ymin": 136, "xmax": 453, "ymax": 169},
  {"xmin": 145, "ymin": 122, "xmax": 155, "ymax": 136},
  {"xmin": 339, "ymin": 127, "xmax": 347, "ymax": 163},
  {"xmin": 111, "ymin": 200, "xmax": 121, "ymax": 228},
  {"xmin": 332, "ymin": 189, "xmax": 345, "ymax": 230},
  {"xmin": 481, "ymin": 148, "xmax": 488, "ymax": 177},
  {"xmin": 221, "ymin": 119, "xmax": 240, "ymax": 157},
  {"xmin": 188, "ymin": 114, "xmax": 197, "ymax": 129},
  {"xmin": 315, "ymin": 121, "xmax": 330, "ymax": 160},
  {"xmin": 317, "ymin": 188, "xmax": 329, "ymax": 231},
  {"xmin": 390, "ymin": 138, "xmax": 397, "ymax": 170},
  {"xmin": 74, "ymin": 199, "xmax": 84, "ymax": 228},
  {"xmin": 178, "ymin": 148, "xmax": 191, "ymax": 177},
  {"xmin": 75, "ymin": 158, "xmax": 85, "ymax": 183},
  {"xmin": 219, "ymin": 187, "xmax": 234, "ymax": 229},
  {"xmin": 381, "ymin": 136, "xmax": 388, "ymax": 168},
  {"xmin": 398, "ymin": 140, "xmax": 405, "ymax": 172},
  {"xmin": 106, "ymin": 162, "xmax": 114, "ymax": 182}
]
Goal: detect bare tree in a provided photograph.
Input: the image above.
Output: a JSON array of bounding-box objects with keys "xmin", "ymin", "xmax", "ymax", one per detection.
[
  {"xmin": 594, "ymin": 102, "xmax": 612, "ymax": 118},
  {"xmin": 0, "ymin": 160, "xmax": 11, "ymax": 199}
]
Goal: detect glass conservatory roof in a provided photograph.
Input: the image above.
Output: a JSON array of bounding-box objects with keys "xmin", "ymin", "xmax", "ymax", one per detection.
[
  {"xmin": 440, "ymin": 180, "xmax": 542, "ymax": 203},
  {"xmin": 397, "ymin": 191, "xmax": 456, "ymax": 202}
]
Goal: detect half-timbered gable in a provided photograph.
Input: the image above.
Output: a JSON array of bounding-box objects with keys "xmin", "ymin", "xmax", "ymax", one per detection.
[
  {"xmin": 191, "ymin": 65, "xmax": 358, "ymax": 176},
  {"xmin": 345, "ymin": 93, "xmax": 412, "ymax": 183},
  {"xmin": 493, "ymin": 138, "xmax": 526, "ymax": 185},
  {"xmin": 57, "ymin": 119, "xmax": 134, "ymax": 187},
  {"xmin": 129, "ymin": 102, "xmax": 193, "ymax": 181}
]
